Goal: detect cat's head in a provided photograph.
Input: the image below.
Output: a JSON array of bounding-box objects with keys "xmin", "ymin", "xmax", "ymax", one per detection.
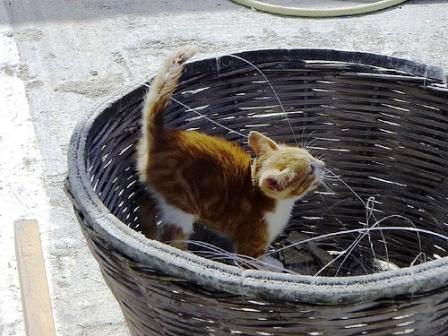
[{"xmin": 249, "ymin": 131, "xmax": 324, "ymax": 200}]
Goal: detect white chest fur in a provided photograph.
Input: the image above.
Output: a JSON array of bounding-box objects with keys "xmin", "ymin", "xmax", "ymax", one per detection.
[{"xmin": 264, "ymin": 199, "xmax": 296, "ymax": 244}]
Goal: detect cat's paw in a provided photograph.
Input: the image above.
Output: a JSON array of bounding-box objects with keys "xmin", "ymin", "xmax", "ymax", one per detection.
[{"xmin": 259, "ymin": 255, "xmax": 285, "ymax": 272}]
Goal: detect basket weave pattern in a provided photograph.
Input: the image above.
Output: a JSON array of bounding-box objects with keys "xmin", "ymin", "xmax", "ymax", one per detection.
[{"xmin": 67, "ymin": 49, "xmax": 448, "ymax": 335}]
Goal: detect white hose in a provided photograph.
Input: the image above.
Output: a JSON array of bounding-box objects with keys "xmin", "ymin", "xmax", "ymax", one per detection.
[{"xmin": 231, "ymin": 0, "xmax": 409, "ymax": 17}]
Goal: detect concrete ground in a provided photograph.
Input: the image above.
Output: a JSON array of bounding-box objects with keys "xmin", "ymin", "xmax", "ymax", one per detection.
[{"xmin": 1, "ymin": 0, "xmax": 447, "ymax": 335}]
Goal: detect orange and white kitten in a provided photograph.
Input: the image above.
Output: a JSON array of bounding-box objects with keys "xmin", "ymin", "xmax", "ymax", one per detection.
[{"xmin": 137, "ymin": 47, "xmax": 324, "ymax": 258}]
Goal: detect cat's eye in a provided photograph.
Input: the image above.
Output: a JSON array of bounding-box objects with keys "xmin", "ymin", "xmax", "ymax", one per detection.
[{"xmin": 309, "ymin": 165, "xmax": 315, "ymax": 175}]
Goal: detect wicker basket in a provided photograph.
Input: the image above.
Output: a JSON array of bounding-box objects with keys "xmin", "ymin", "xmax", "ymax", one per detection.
[{"xmin": 66, "ymin": 49, "xmax": 448, "ymax": 335}]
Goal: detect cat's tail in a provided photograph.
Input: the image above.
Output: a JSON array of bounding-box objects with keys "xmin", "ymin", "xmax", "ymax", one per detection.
[{"xmin": 142, "ymin": 46, "xmax": 198, "ymax": 144}]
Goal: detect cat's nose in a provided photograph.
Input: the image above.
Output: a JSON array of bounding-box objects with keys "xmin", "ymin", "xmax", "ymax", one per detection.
[
  {"xmin": 310, "ymin": 160, "xmax": 324, "ymax": 178},
  {"xmin": 311, "ymin": 159, "xmax": 325, "ymax": 169}
]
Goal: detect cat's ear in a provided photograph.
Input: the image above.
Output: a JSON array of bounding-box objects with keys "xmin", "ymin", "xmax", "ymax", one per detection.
[
  {"xmin": 262, "ymin": 175, "xmax": 285, "ymax": 192},
  {"xmin": 261, "ymin": 170, "xmax": 296, "ymax": 193},
  {"xmin": 248, "ymin": 131, "xmax": 279, "ymax": 156},
  {"xmin": 260, "ymin": 174, "xmax": 288, "ymax": 192}
]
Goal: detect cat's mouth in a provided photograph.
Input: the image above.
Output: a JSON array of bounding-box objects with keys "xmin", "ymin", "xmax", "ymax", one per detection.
[
  {"xmin": 311, "ymin": 161, "xmax": 324, "ymax": 180},
  {"xmin": 308, "ymin": 161, "xmax": 325, "ymax": 190}
]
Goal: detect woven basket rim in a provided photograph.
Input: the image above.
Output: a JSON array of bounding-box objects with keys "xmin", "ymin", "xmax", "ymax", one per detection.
[{"xmin": 67, "ymin": 48, "xmax": 448, "ymax": 304}]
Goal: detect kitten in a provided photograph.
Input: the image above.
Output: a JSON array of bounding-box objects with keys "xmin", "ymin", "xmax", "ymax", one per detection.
[{"xmin": 137, "ymin": 47, "xmax": 325, "ymax": 258}]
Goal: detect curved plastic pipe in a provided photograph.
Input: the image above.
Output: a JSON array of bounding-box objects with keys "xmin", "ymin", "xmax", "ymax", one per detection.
[{"xmin": 231, "ymin": 0, "xmax": 409, "ymax": 17}]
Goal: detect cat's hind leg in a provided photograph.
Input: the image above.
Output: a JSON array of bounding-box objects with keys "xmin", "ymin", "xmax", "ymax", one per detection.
[{"xmin": 157, "ymin": 200, "xmax": 195, "ymax": 250}]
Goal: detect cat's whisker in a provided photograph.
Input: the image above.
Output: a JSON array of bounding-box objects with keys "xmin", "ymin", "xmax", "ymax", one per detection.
[
  {"xmin": 171, "ymin": 98, "xmax": 249, "ymax": 139},
  {"xmin": 334, "ymin": 234, "xmax": 372, "ymax": 277},
  {"xmin": 365, "ymin": 197, "xmax": 378, "ymax": 263},
  {"xmin": 322, "ymin": 176, "xmax": 339, "ymax": 184},
  {"xmin": 333, "ymin": 213, "xmax": 421, "ymax": 276},
  {"xmin": 322, "ymin": 170, "xmax": 389, "ymax": 269},
  {"xmin": 323, "ymin": 169, "xmax": 337, "ymax": 178},
  {"xmin": 299, "ymin": 125, "xmax": 307, "ymax": 148},
  {"xmin": 316, "ymin": 196, "xmax": 347, "ymax": 219},
  {"xmin": 193, "ymin": 251, "xmax": 242, "ymax": 262},
  {"xmin": 303, "ymin": 130, "xmax": 318, "ymax": 149},
  {"xmin": 169, "ymin": 239, "xmax": 231, "ymax": 255},
  {"xmin": 195, "ymin": 253, "xmax": 260, "ymax": 269},
  {"xmin": 298, "ymin": 124, "xmax": 310, "ymax": 149},
  {"xmin": 324, "ymin": 168, "xmax": 367, "ymax": 207},
  {"xmin": 305, "ymin": 140, "xmax": 320, "ymax": 151},
  {"xmin": 323, "ymin": 170, "xmax": 420, "ymax": 272},
  {"xmin": 410, "ymin": 252, "xmax": 427, "ymax": 267},
  {"xmin": 171, "ymin": 241, "xmax": 265, "ymax": 268},
  {"xmin": 234, "ymin": 255, "xmax": 296, "ymax": 273},
  {"xmin": 321, "ymin": 181, "xmax": 336, "ymax": 194},
  {"xmin": 323, "ymin": 179, "xmax": 339, "ymax": 185},
  {"xmin": 322, "ymin": 174, "xmax": 339, "ymax": 181},
  {"xmin": 317, "ymin": 153, "xmax": 326, "ymax": 161},
  {"xmin": 313, "ymin": 246, "xmax": 374, "ymax": 276},
  {"xmin": 323, "ymin": 174, "xmax": 339, "ymax": 182},
  {"xmin": 224, "ymin": 54, "xmax": 300, "ymax": 147},
  {"xmin": 176, "ymin": 243, "xmax": 295, "ymax": 273},
  {"xmin": 263, "ymin": 226, "xmax": 444, "ymax": 257},
  {"xmin": 313, "ymin": 252, "xmax": 341, "ymax": 276}
]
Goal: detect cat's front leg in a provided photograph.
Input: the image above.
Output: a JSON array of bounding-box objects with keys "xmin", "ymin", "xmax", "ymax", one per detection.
[
  {"xmin": 235, "ymin": 222, "xmax": 270, "ymax": 259},
  {"xmin": 235, "ymin": 221, "xmax": 285, "ymax": 271}
]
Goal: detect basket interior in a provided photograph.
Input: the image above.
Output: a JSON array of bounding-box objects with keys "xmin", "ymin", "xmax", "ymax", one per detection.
[{"xmin": 86, "ymin": 50, "xmax": 448, "ymax": 276}]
